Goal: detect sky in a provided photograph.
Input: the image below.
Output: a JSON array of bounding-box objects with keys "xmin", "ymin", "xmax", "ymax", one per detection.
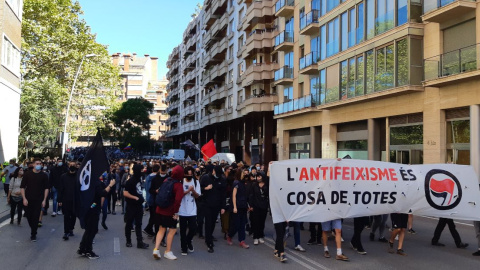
[{"xmin": 78, "ymin": 0, "xmax": 202, "ymax": 80}]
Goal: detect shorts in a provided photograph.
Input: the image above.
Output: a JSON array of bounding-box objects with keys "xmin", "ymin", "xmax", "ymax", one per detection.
[
  {"xmin": 390, "ymin": 213, "xmax": 408, "ymax": 229},
  {"xmin": 157, "ymin": 214, "xmax": 178, "ymax": 229},
  {"xmin": 321, "ymin": 219, "xmax": 342, "ymax": 231}
]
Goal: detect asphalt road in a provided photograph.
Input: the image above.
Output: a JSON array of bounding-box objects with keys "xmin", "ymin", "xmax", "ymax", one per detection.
[{"xmin": 0, "ymin": 201, "xmax": 479, "ymax": 270}]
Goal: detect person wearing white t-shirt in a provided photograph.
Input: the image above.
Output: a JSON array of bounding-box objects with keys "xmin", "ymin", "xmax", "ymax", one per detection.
[{"xmin": 178, "ymin": 166, "xmax": 201, "ymax": 255}]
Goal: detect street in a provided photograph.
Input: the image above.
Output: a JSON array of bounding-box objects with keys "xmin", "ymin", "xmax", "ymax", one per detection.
[{"xmin": 0, "ymin": 195, "xmax": 479, "ymax": 270}]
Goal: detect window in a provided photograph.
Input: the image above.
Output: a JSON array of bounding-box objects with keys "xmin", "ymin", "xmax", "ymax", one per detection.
[
  {"xmin": 446, "ymin": 119, "xmax": 470, "ymax": 164},
  {"xmin": 6, "ymin": 0, "xmax": 22, "ymax": 20},
  {"xmin": 327, "ymin": 17, "xmax": 339, "ymax": 57},
  {"xmin": 366, "ymin": 0, "xmax": 375, "ymax": 39},
  {"xmin": 2, "ymin": 35, "xmax": 21, "ymax": 77},
  {"xmin": 348, "ymin": 8, "xmax": 356, "ymax": 48},
  {"xmin": 320, "ymin": 69, "xmax": 326, "ymax": 104},
  {"xmin": 320, "ymin": 25, "xmax": 327, "ymax": 60},
  {"xmin": 341, "ymin": 12, "xmax": 348, "ymax": 51},
  {"xmin": 397, "ymin": 0, "xmax": 408, "ymax": 26},
  {"xmin": 310, "ymin": 75, "xmax": 319, "ymax": 104},
  {"xmin": 340, "ymin": 60, "xmax": 348, "ymax": 100},
  {"xmin": 375, "ymin": 44, "xmax": 394, "ymax": 91},
  {"xmin": 283, "ymin": 86, "xmax": 293, "ymax": 102},
  {"xmin": 348, "ymin": 58, "xmax": 356, "ymax": 98},
  {"xmin": 229, "ymin": 44, "xmax": 234, "ymax": 60},
  {"xmin": 376, "ymin": 0, "xmax": 395, "ymax": 35},
  {"xmin": 227, "ymin": 95, "xmax": 233, "ymax": 108},
  {"xmin": 357, "ymin": 2, "xmax": 364, "ymax": 43},
  {"xmin": 356, "ymin": 56, "xmax": 364, "ymax": 96},
  {"xmin": 396, "ymin": 39, "xmax": 408, "ymax": 86},
  {"xmin": 228, "ymin": 69, "xmax": 234, "ymax": 83},
  {"xmin": 365, "ymin": 50, "xmax": 374, "ymax": 94}
]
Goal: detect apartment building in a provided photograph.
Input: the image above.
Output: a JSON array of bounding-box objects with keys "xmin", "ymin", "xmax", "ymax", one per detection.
[
  {"xmin": 0, "ymin": 0, "xmax": 22, "ymax": 162},
  {"xmin": 273, "ymin": 0, "xmax": 480, "ymax": 176},
  {"xmin": 166, "ymin": 0, "xmax": 278, "ymax": 164}
]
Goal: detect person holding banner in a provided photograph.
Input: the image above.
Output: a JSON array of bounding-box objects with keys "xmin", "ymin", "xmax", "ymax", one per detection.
[
  {"xmin": 474, "ymin": 221, "xmax": 480, "ymax": 256},
  {"xmin": 431, "ymin": 218, "xmax": 468, "ymax": 248},
  {"xmin": 388, "ymin": 213, "xmax": 408, "ymax": 256},
  {"xmin": 321, "ymin": 219, "xmax": 349, "ymax": 261}
]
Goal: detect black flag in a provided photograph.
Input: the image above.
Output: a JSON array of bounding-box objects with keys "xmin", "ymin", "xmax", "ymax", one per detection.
[{"xmin": 75, "ymin": 130, "xmax": 110, "ymax": 228}]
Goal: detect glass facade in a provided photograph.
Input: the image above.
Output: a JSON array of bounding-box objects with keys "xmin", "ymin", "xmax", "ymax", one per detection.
[
  {"xmin": 446, "ymin": 119, "xmax": 470, "ymax": 165},
  {"xmin": 338, "ymin": 140, "xmax": 368, "ymax": 160}
]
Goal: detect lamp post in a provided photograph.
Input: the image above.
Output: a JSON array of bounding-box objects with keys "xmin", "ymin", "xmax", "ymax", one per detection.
[{"xmin": 61, "ymin": 53, "xmax": 97, "ymax": 158}]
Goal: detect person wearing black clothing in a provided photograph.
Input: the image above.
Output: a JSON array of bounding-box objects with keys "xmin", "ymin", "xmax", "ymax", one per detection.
[
  {"xmin": 143, "ymin": 164, "xmax": 160, "ymax": 236},
  {"xmin": 249, "ymin": 173, "xmax": 269, "ymax": 245},
  {"xmin": 226, "ymin": 168, "xmax": 249, "ymax": 248},
  {"xmin": 149, "ymin": 164, "xmax": 168, "ymax": 236},
  {"xmin": 20, "ymin": 158, "xmax": 49, "ymax": 242},
  {"xmin": 350, "ymin": 216, "xmax": 369, "ymax": 254},
  {"xmin": 100, "ymin": 173, "xmax": 110, "ymax": 230},
  {"xmin": 78, "ymin": 174, "xmax": 115, "ymax": 259},
  {"xmin": 107, "ymin": 165, "xmax": 117, "ymax": 215},
  {"xmin": 196, "ymin": 166, "xmax": 211, "ymax": 239},
  {"xmin": 123, "ymin": 164, "xmax": 149, "ymax": 249},
  {"xmin": 200, "ymin": 165, "xmax": 227, "ymax": 253},
  {"xmin": 49, "ymin": 160, "xmax": 67, "ymax": 216},
  {"xmin": 58, "ymin": 162, "xmax": 78, "ymax": 240},
  {"xmin": 308, "ymin": 223, "xmax": 323, "ymax": 245},
  {"xmin": 431, "ymin": 218, "xmax": 468, "ymax": 248}
]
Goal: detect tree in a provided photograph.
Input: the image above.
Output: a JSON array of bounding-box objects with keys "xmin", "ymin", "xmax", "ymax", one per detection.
[
  {"xmin": 20, "ymin": 0, "xmax": 121, "ymax": 157},
  {"xmin": 110, "ymin": 98, "xmax": 153, "ymax": 152}
]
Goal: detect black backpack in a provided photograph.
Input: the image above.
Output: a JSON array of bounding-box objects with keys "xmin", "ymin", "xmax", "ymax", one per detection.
[{"xmin": 155, "ymin": 178, "xmax": 179, "ymax": 208}]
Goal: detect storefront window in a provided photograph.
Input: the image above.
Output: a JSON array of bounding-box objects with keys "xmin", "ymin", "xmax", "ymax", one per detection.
[
  {"xmin": 390, "ymin": 125, "xmax": 423, "ymax": 145},
  {"xmin": 446, "ymin": 120, "xmax": 470, "ymax": 165},
  {"xmin": 338, "ymin": 140, "xmax": 368, "ymax": 160}
]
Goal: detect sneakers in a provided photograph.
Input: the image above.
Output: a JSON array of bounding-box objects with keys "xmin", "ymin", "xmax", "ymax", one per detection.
[
  {"xmin": 85, "ymin": 252, "xmax": 100, "ymax": 259},
  {"xmin": 307, "ymin": 238, "xmax": 316, "ymax": 245},
  {"xmin": 239, "ymin": 241, "xmax": 250, "ymax": 249},
  {"xmin": 472, "ymin": 250, "xmax": 480, "ymax": 256},
  {"xmin": 350, "ymin": 242, "xmax": 357, "ymax": 251},
  {"xmin": 294, "ymin": 245, "xmax": 305, "ymax": 252},
  {"xmin": 378, "ymin": 237, "xmax": 388, "ymax": 243},
  {"xmin": 77, "ymin": 249, "xmax": 86, "ymax": 257},
  {"xmin": 258, "ymin": 238, "xmax": 265, "ymax": 244},
  {"xmin": 336, "ymin": 254, "xmax": 349, "ymax": 261},
  {"xmin": 457, "ymin": 243, "xmax": 469, "ymax": 249},
  {"xmin": 207, "ymin": 247, "xmax": 214, "ymax": 253},
  {"xmin": 51, "ymin": 212, "xmax": 57, "ymax": 217},
  {"xmin": 38, "ymin": 221, "xmax": 42, "ymax": 228},
  {"xmin": 226, "ymin": 236, "xmax": 233, "ymax": 245},
  {"xmin": 164, "ymin": 251, "xmax": 177, "ymax": 260},
  {"xmin": 388, "ymin": 241, "xmax": 394, "ymax": 254},
  {"xmin": 68, "ymin": 232, "xmax": 74, "ymax": 237},
  {"xmin": 63, "ymin": 233, "xmax": 69, "ymax": 241},
  {"xmin": 396, "ymin": 249, "xmax": 407, "ymax": 256},
  {"xmin": 137, "ymin": 242, "xmax": 149, "ymax": 249},
  {"xmin": 279, "ymin": 254, "xmax": 287, "ymax": 262},
  {"xmin": 30, "ymin": 235, "xmax": 37, "ymax": 242},
  {"xmin": 431, "ymin": 241, "xmax": 445, "ymax": 247},
  {"xmin": 187, "ymin": 242, "xmax": 194, "ymax": 252},
  {"xmin": 357, "ymin": 249, "xmax": 367, "ymax": 255},
  {"xmin": 153, "ymin": 249, "xmax": 161, "ymax": 260},
  {"xmin": 369, "ymin": 233, "xmax": 374, "ymax": 241},
  {"xmin": 181, "ymin": 249, "xmax": 188, "ymax": 256},
  {"xmin": 57, "ymin": 210, "xmax": 63, "ymax": 215},
  {"xmin": 254, "ymin": 239, "xmax": 259, "ymax": 245},
  {"xmin": 126, "ymin": 242, "xmax": 133, "ymax": 248},
  {"xmin": 142, "ymin": 229, "xmax": 155, "ymax": 237},
  {"xmin": 324, "ymin": 250, "xmax": 331, "ymax": 258},
  {"xmin": 408, "ymin": 228, "xmax": 416, "ymax": 234},
  {"xmin": 101, "ymin": 222, "xmax": 108, "ymax": 230}
]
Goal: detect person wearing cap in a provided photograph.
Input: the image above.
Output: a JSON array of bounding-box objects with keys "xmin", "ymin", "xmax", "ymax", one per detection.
[
  {"xmin": 153, "ymin": 165, "xmax": 185, "ymax": 260},
  {"xmin": 200, "ymin": 165, "xmax": 227, "ymax": 253}
]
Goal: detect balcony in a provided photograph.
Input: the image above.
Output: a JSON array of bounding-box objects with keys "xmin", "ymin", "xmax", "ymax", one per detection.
[
  {"xmin": 243, "ymin": 0, "xmax": 274, "ymax": 31},
  {"xmin": 205, "ymin": 84, "xmax": 227, "ymax": 103},
  {"xmin": 422, "ymin": 0, "xmax": 476, "ymax": 23},
  {"xmin": 243, "ymin": 29, "xmax": 275, "ymax": 58},
  {"xmin": 237, "ymin": 94, "xmax": 278, "ymax": 115},
  {"xmin": 300, "ymin": 10, "xmax": 320, "ymax": 36},
  {"xmin": 299, "ymin": 51, "xmax": 319, "ymax": 75},
  {"xmin": 241, "ymin": 62, "xmax": 278, "ymax": 87},
  {"xmin": 274, "ymin": 0, "xmax": 294, "ymax": 17},
  {"xmin": 273, "ymin": 66, "xmax": 294, "ymax": 85},
  {"xmin": 274, "ymin": 94, "xmax": 314, "ymax": 116},
  {"xmin": 184, "ymin": 104, "xmax": 196, "ymax": 116},
  {"xmin": 274, "ymin": 30, "xmax": 294, "ymax": 52},
  {"xmin": 424, "ymin": 43, "xmax": 480, "ymax": 87}
]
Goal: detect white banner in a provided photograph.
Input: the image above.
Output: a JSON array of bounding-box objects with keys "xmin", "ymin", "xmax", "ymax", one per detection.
[{"xmin": 270, "ymin": 159, "xmax": 480, "ymax": 224}]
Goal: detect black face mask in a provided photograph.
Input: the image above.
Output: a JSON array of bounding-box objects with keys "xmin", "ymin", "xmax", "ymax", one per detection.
[
  {"xmin": 69, "ymin": 166, "xmax": 77, "ymax": 173},
  {"xmin": 185, "ymin": 176, "xmax": 193, "ymax": 180}
]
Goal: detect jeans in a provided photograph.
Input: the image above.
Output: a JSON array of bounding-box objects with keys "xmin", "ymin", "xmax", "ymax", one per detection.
[
  {"xmin": 79, "ymin": 208, "xmax": 99, "ymax": 252},
  {"xmin": 51, "ymin": 187, "xmax": 58, "ymax": 213},
  {"xmin": 125, "ymin": 204, "xmax": 143, "ymax": 243},
  {"xmin": 371, "ymin": 214, "xmax": 388, "ymax": 238},
  {"xmin": 274, "ymin": 222, "xmax": 287, "ymax": 253},
  {"xmin": 9, "ymin": 197, "xmax": 23, "ymax": 223},
  {"xmin": 289, "ymin": 221, "xmax": 301, "ymax": 246},
  {"xmin": 432, "ymin": 218, "xmax": 462, "ymax": 246},
  {"xmin": 179, "ymin": 216, "xmax": 197, "ymax": 251},
  {"xmin": 250, "ymin": 208, "xmax": 267, "ymax": 239},
  {"xmin": 228, "ymin": 208, "xmax": 247, "ymax": 242}
]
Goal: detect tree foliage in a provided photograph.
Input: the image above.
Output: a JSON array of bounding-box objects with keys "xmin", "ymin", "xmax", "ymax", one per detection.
[
  {"xmin": 110, "ymin": 98, "xmax": 153, "ymax": 152},
  {"xmin": 20, "ymin": 0, "xmax": 121, "ymax": 156}
]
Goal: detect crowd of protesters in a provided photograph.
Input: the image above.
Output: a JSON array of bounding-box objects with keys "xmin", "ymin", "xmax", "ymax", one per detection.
[{"xmin": 1, "ymin": 154, "xmax": 480, "ymax": 262}]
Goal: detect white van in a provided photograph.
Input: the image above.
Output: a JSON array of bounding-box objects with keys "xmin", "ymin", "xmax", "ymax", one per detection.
[
  {"xmin": 210, "ymin": 153, "xmax": 236, "ymax": 164},
  {"xmin": 165, "ymin": 149, "xmax": 185, "ymax": 161}
]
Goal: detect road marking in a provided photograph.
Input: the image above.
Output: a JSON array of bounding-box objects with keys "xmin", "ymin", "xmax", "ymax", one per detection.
[
  {"xmin": 0, "ymin": 219, "xmax": 9, "ymax": 229},
  {"xmin": 419, "ymin": 216, "xmax": 474, "ymax": 227},
  {"xmin": 264, "ymin": 238, "xmax": 330, "ymax": 270},
  {"xmin": 114, "ymin": 237, "xmax": 120, "ymax": 255}
]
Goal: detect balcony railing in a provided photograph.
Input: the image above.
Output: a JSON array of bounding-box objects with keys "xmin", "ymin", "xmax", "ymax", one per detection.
[
  {"xmin": 424, "ymin": 43, "xmax": 478, "ymax": 81},
  {"xmin": 423, "ymin": 0, "xmax": 475, "ymax": 14},
  {"xmin": 300, "ymin": 10, "xmax": 319, "ymax": 30},
  {"xmin": 274, "ymin": 66, "xmax": 293, "ymax": 81},
  {"xmin": 274, "ymin": 95, "xmax": 313, "ymax": 115},
  {"xmin": 275, "ymin": 0, "xmax": 294, "ymax": 13},
  {"xmin": 299, "ymin": 51, "xmax": 319, "ymax": 70},
  {"xmin": 274, "ymin": 30, "xmax": 293, "ymax": 47}
]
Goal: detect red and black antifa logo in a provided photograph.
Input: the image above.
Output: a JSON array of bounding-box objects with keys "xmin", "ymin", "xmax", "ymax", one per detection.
[{"xmin": 424, "ymin": 169, "xmax": 462, "ymax": 210}]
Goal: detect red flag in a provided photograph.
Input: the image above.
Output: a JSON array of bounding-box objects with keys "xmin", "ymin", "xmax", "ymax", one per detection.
[{"xmin": 201, "ymin": 139, "xmax": 217, "ymax": 161}]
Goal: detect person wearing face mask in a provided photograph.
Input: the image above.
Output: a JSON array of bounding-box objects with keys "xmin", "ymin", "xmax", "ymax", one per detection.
[
  {"xmin": 143, "ymin": 164, "xmax": 160, "ymax": 237},
  {"xmin": 249, "ymin": 173, "xmax": 269, "ymax": 245},
  {"xmin": 49, "ymin": 159, "xmax": 68, "ymax": 217},
  {"xmin": 178, "ymin": 166, "xmax": 201, "ymax": 255},
  {"xmin": 8, "ymin": 167, "xmax": 24, "ymax": 225},
  {"xmin": 200, "ymin": 165, "xmax": 227, "ymax": 253},
  {"xmin": 149, "ymin": 164, "xmax": 168, "ymax": 246},
  {"xmin": 58, "ymin": 161, "xmax": 78, "ymax": 240},
  {"xmin": 20, "ymin": 158, "xmax": 50, "ymax": 242},
  {"xmin": 226, "ymin": 168, "xmax": 249, "ymax": 249},
  {"xmin": 120, "ymin": 166, "xmax": 131, "ymax": 215},
  {"xmin": 1, "ymin": 159, "xmax": 17, "ymax": 197}
]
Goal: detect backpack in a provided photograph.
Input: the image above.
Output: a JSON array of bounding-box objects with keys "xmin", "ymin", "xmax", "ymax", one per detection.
[{"xmin": 155, "ymin": 178, "xmax": 179, "ymax": 208}]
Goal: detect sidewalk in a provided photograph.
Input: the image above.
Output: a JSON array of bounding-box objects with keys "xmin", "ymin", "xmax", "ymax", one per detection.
[{"xmin": 0, "ymin": 186, "xmax": 10, "ymax": 222}]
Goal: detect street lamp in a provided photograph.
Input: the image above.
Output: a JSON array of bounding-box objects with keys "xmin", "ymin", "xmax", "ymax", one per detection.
[{"xmin": 61, "ymin": 53, "xmax": 97, "ymax": 158}]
